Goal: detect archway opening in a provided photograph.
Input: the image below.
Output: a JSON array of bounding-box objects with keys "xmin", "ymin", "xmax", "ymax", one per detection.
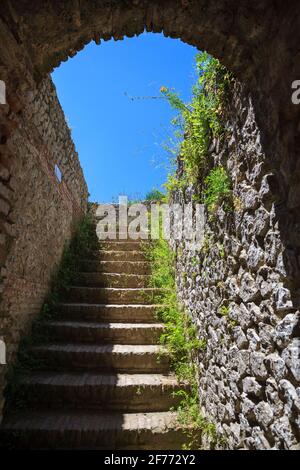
[{"xmin": 51, "ymin": 32, "xmax": 197, "ymax": 202}]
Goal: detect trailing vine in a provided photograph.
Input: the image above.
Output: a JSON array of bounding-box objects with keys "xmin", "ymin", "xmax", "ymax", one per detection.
[{"xmin": 161, "ymin": 51, "xmax": 233, "ymax": 211}]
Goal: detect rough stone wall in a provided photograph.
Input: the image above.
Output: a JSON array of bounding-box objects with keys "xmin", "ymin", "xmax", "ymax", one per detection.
[
  {"xmin": 172, "ymin": 82, "xmax": 300, "ymax": 450},
  {"xmin": 0, "ymin": 76, "xmax": 88, "ymax": 421}
]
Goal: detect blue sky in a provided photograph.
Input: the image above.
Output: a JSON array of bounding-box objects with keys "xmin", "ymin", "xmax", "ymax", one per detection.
[{"xmin": 52, "ymin": 33, "xmax": 198, "ymax": 202}]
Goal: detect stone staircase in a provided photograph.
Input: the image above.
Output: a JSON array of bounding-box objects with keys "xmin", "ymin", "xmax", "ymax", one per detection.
[{"xmin": 0, "ymin": 235, "xmax": 188, "ymax": 449}]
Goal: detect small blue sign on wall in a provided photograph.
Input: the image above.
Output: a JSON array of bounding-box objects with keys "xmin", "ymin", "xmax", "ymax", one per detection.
[
  {"xmin": 0, "ymin": 339, "xmax": 6, "ymax": 365},
  {"xmin": 55, "ymin": 164, "xmax": 62, "ymax": 182},
  {"xmin": 0, "ymin": 80, "xmax": 6, "ymax": 105}
]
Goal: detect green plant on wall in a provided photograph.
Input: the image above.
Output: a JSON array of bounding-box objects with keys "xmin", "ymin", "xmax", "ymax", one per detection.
[
  {"xmin": 204, "ymin": 166, "xmax": 232, "ymax": 213},
  {"xmin": 161, "ymin": 51, "xmax": 232, "ymax": 194},
  {"xmin": 144, "ymin": 236, "xmax": 224, "ymax": 449},
  {"xmin": 219, "ymin": 305, "xmax": 230, "ymax": 317},
  {"xmin": 145, "ymin": 188, "xmax": 166, "ymax": 202}
]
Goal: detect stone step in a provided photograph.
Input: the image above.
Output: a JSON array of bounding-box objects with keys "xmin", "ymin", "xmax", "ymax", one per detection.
[
  {"xmin": 95, "ymin": 204, "xmax": 151, "ymax": 211},
  {"xmin": 80, "ymin": 260, "xmax": 150, "ymax": 274},
  {"xmin": 0, "ymin": 411, "xmax": 187, "ymax": 449},
  {"xmin": 0, "ymin": 208, "xmax": 189, "ymax": 451},
  {"xmin": 27, "ymin": 344, "xmax": 170, "ymax": 373},
  {"xmin": 95, "ymin": 210, "xmax": 148, "ymax": 217},
  {"xmin": 14, "ymin": 372, "xmax": 185, "ymax": 412},
  {"xmin": 64, "ymin": 287, "xmax": 164, "ymax": 304},
  {"xmin": 94, "ymin": 250, "xmax": 146, "ymax": 261},
  {"xmin": 96, "ymin": 222, "xmax": 142, "ymax": 230},
  {"xmin": 34, "ymin": 321, "xmax": 164, "ymax": 345},
  {"xmin": 96, "ymin": 217, "xmax": 147, "ymax": 224},
  {"xmin": 76, "ymin": 273, "xmax": 151, "ymax": 288},
  {"xmin": 99, "ymin": 241, "xmax": 147, "ymax": 251},
  {"xmin": 96, "ymin": 228, "xmax": 149, "ymax": 241},
  {"xmin": 57, "ymin": 303, "xmax": 161, "ymax": 323}
]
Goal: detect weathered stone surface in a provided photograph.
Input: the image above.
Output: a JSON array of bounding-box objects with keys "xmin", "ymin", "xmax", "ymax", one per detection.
[
  {"xmin": 274, "ymin": 286, "xmax": 294, "ymax": 314},
  {"xmin": 171, "ymin": 77, "xmax": 300, "ymax": 449},
  {"xmin": 228, "ymin": 347, "xmax": 249, "ymax": 377},
  {"xmin": 242, "ymin": 377, "xmax": 262, "ymax": 398},
  {"xmin": 249, "ymin": 352, "xmax": 268, "ymax": 380},
  {"xmin": 266, "ymin": 353, "xmax": 287, "ymax": 381},
  {"xmin": 232, "ymin": 327, "xmax": 248, "ymax": 349},
  {"xmin": 0, "ymin": 77, "xmax": 88, "ymax": 422},
  {"xmin": 265, "ymin": 378, "xmax": 284, "ymax": 418},
  {"xmin": 264, "ymin": 231, "xmax": 282, "ymax": 267},
  {"xmin": 241, "ymin": 396, "xmax": 256, "ymax": 421},
  {"xmin": 274, "ymin": 312, "xmax": 300, "ymax": 348},
  {"xmin": 239, "ymin": 272, "xmax": 260, "ymax": 303},
  {"xmin": 240, "ymin": 303, "xmax": 255, "ymax": 330},
  {"xmin": 247, "ymin": 329, "xmax": 261, "ymax": 351},
  {"xmin": 254, "ymin": 402, "xmax": 274, "ymax": 429},
  {"xmin": 239, "ymin": 185, "xmax": 260, "ymax": 211},
  {"xmin": 271, "ymin": 416, "xmax": 298, "ymax": 449},
  {"xmin": 252, "ymin": 427, "xmax": 272, "ymax": 450},
  {"xmin": 246, "ymin": 242, "xmax": 264, "ymax": 271},
  {"xmin": 282, "ymin": 339, "xmax": 300, "ymax": 382},
  {"xmin": 258, "ymin": 323, "xmax": 274, "ymax": 353},
  {"xmin": 279, "ymin": 380, "xmax": 300, "ymax": 413}
]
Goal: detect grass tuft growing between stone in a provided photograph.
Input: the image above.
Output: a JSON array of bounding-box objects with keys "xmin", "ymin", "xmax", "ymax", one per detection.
[{"xmin": 144, "ymin": 236, "xmax": 224, "ymax": 449}]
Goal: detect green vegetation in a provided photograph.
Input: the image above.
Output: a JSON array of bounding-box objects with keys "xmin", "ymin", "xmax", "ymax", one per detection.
[
  {"xmin": 204, "ymin": 166, "xmax": 232, "ymax": 213},
  {"xmin": 218, "ymin": 305, "xmax": 236, "ymax": 329},
  {"xmin": 145, "ymin": 188, "xmax": 166, "ymax": 202},
  {"xmin": 217, "ymin": 243, "xmax": 226, "ymax": 260},
  {"xmin": 219, "ymin": 305, "xmax": 230, "ymax": 317},
  {"xmin": 161, "ymin": 52, "xmax": 233, "ymax": 212},
  {"xmin": 144, "ymin": 235, "xmax": 223, "ymax": 449}
]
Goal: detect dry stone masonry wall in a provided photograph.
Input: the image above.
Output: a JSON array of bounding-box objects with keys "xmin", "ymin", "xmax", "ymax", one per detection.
[
  {"xmin": 0, "ymin": 75, "xmax": 87, "ymax": 421},
  {"xmin": 172, "ymin": 82, "xmax": 300, "ymax": 450}
]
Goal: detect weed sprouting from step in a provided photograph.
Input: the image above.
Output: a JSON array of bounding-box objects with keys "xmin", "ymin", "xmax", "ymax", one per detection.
[{"xmin": 144, "ymin": 236, "xmax": 225, "ymax": 449}]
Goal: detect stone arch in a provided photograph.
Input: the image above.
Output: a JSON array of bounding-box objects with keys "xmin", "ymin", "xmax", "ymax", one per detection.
[
  {"xmin": 17, "ymin": 0, "xmax": 261, "ymax": 82},
  {"xmin": 0, "ymin": 0, "xmax": 299, "ymax": 182},
  {"xmin": 0, "ymin": 2, "xmax": 296, "ymax": 86}
]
